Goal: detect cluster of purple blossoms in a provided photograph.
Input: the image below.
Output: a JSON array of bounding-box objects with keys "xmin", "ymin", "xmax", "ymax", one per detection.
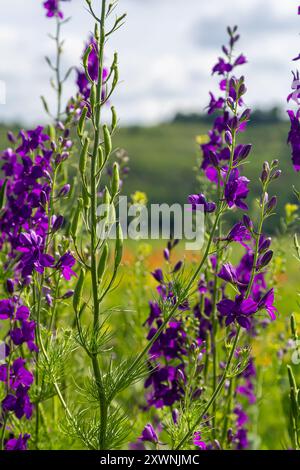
[
  {"xmin": 0, "ymin": 123, "xmax": 76, "ymax": 449},
  {"xmin": 286, "ymin": 7, "xmax": 300, "ymax": 171},
  {"xmin": 140, "ymin": 30, "xmax": 277, "ymax": 449},
  {"xmin": 144, "ymin": 241, "xmax": 188, "ymax": 409}
]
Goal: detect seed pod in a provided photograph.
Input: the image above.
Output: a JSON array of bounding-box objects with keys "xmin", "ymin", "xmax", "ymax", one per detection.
[
  {"xmin": 94, "ymin": 22, "xmax": 99, "ymax": 40},
  {"xmin": 73, "ymin": 269, "xmax": 85, "ymax": 313},
  {"xmin": 80, "ymin": 137, "xmax": 90, "ymax": 175},
  {"xmin": 98, "ymin": 243, "xmax": 109, "ymax": 281},
  {"xmin": 291, "ymin": 314, "xmax": 298, "ymax": 339},
  {"xmin": 111, "ymin": 106, "xmax": 117, "ymax": 132},
  {"xmin": 47, "ymin": 125, "xmax": 56, "ymax": 141},
  {"xmin": 82, "ymin": 183, "xmax": 90, "ymax": 209},
  {"xmin": 83, "ymin": 45, "xmax": 93, "ymax": 74},
  {"xmin": 112, "ymin": 65, "xmax": 119, "ymax": 89},
  {"xmin": 71, "ymin": 199, "xmax": 83, "ymax": 239},
  {"xmin": 98, "ymin": 146, "xmax": 104, "ymax": 169},
  {"xmin": 78, "ymin": 106, "xmax": 88, "ymax": 137},
  {"xmin": 114, "ymin": 223, "xmax": 123, "ymax": 268},
  {"xmin": 103, "ymin": 125, "xmax": 112, "ymax": 158},
  {"xmin": 90, "ymin": 83, "xmax": 97, "ymax": 110},
  {"xmin": 111, "ymin": 163, "xmax": 120, "ymax": 198}
]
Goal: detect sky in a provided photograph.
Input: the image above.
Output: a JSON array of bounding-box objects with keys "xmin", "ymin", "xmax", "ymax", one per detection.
[{"xmin": 0, "ymin": 0, "xmax": 299, "ymax": 126}]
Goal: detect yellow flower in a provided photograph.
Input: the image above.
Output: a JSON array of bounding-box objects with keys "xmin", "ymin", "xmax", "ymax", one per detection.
[
  {"xmin": 195, "ymin": 134, "xmax": 209, "ymax": 145},
  {"xmin": 285, "ymin": 203, "xmax": 298, "ymax": 225},
  {"xmin": 131, "ymin": 191, "xmax": 148, "ymax": 206}
]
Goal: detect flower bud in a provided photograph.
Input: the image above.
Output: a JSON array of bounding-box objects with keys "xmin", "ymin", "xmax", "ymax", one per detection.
[
  {"xmin": 6, "ymin": 279, "xmax": 14, "ymax": 295},
  {"xmin": 256, "ymin": 250, "xmax": 273, "ymax": 270},
  {"xmin": 266, "ymin": 196, "xmax": 277, "ymax": 213},
  {"xmin": 259, "ymin": 236, "xmax": 272, "ymax": 253},
  {"xmin": 173, "ymin": 260, "xmax": 183, "ymax": 273},
  {"xmin": 52, "ymin": 215, "xmax": 64, "ymax": 233},
  {"xmin": 163, "ymin": 248, "xmax": 170, "ymax": 261},
  {"xmin": 40, "ymin": 190, "xmax": 48, "ymax": 207},
  {"xmin": 240, "ymin": 108, "xmax": 251, "ymax": 122},
  {"xmin": 271, "ymin": 169, "xmax": 281, "ymax": 180},
  {"xmin": 172, "ymin": 409, "xmax": 179, "ymax": 424},
  {"xmin": 7, "ymin": 131, "xmax": 16, "ymax": 143},
  {"xmin": 58, "ymin": 184, "xmax": 71, "ymax": 198},
  {"xmin": 260, "ymin": 169, "xmax": 268, "ymax": 184},
  {"xmin": 62, "ymin": 290, "xmax": 74, "ymax": 300},
  {"xmin": 239, "ymin": 144, "xmax": 252, "ymax": 160},
  {"xmin": 209, "ymin": 150, "xmax": 219, "ymax": 168},
  {"xmin": 242, "ymin": 214, "xmax": 253, "ymax": 231},
  {"xmin": 225, "ymin": 130, "xmax": 232, "ymax": 146}
]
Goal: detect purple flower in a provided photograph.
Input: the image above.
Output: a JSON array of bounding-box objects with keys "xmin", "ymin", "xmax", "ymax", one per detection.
[
  {"xmin": 151, "ymin": 269, "xmax": 164, "ymax": 283},
  {"xmin": 207, "ymin": 92, "xmax": 224, "ymax": 115},
  {"xmin": 234, "ymin": 405, "xmax": 248, "ymax": 427},
  {"xmin": 218, "ymin": 263, "xmax": 238, "ymax": 284},
  {"xmin": 212, "ymin": 58, "xmax": 233, "ymax": 76},
  {"xmin": 217, "ymin": 294, "xmax": 258, "ymax": 329},
  {"xmin": 55, "ymin": 251, "xmax": 76, "ymax": 280},
  {"xmin": 257, "ymin": 288, "xmax": 277, "ymax": 321},
  {"xmin": 234, "ymin": 428, "xmax": 249, "ymax": 450},
  {"xmin": 225, "ymin": 222, "xmax": 251, "ymax": 244},
  {"xmin": 5, "ymin": 433, "xmax": 30, "ymax": 451},
  {"xmin": 188, "ymin": 194, "xmax": 216, "ymax": 214},
  {"xmin": 43, "ymin": 0, "xmax": 69, "ymax": 19},
  {"xmin": 287, "ymin": 110, "xmax": 300, "ymax": 171},
  {"xmin": 224, "ymin": 168, "xmax": 250, "ymax": 210},
  {"xmin": 193, "ymin": 432, "xmax": 207, "ymax": 450},
  {"xmin": 0, "ymin": 298, "xmax": 14, "ymax": 319},
  {"xmin": 139, "ymin": 424, "xmax": 158, "ymax": 444}
]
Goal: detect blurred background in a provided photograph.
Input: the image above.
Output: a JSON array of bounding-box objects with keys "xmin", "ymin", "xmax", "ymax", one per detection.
[{"xmin": 0, "ymin": 0, "xmax": 299, "ymax": 229}]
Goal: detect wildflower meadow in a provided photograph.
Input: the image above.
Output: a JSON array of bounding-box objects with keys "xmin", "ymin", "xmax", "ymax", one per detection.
[{"xmin": 1, "ymin": 0, "xmax": 300, "ymax": 458}]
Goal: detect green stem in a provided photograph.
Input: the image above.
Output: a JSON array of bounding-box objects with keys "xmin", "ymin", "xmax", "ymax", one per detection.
[
  {"xmin": 89, "ymin": 0, "xmax": 108, "ymax": 450},
  {"xmin": 55, "ymin": 16, "xmax": 62, "ymax": 122}
]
